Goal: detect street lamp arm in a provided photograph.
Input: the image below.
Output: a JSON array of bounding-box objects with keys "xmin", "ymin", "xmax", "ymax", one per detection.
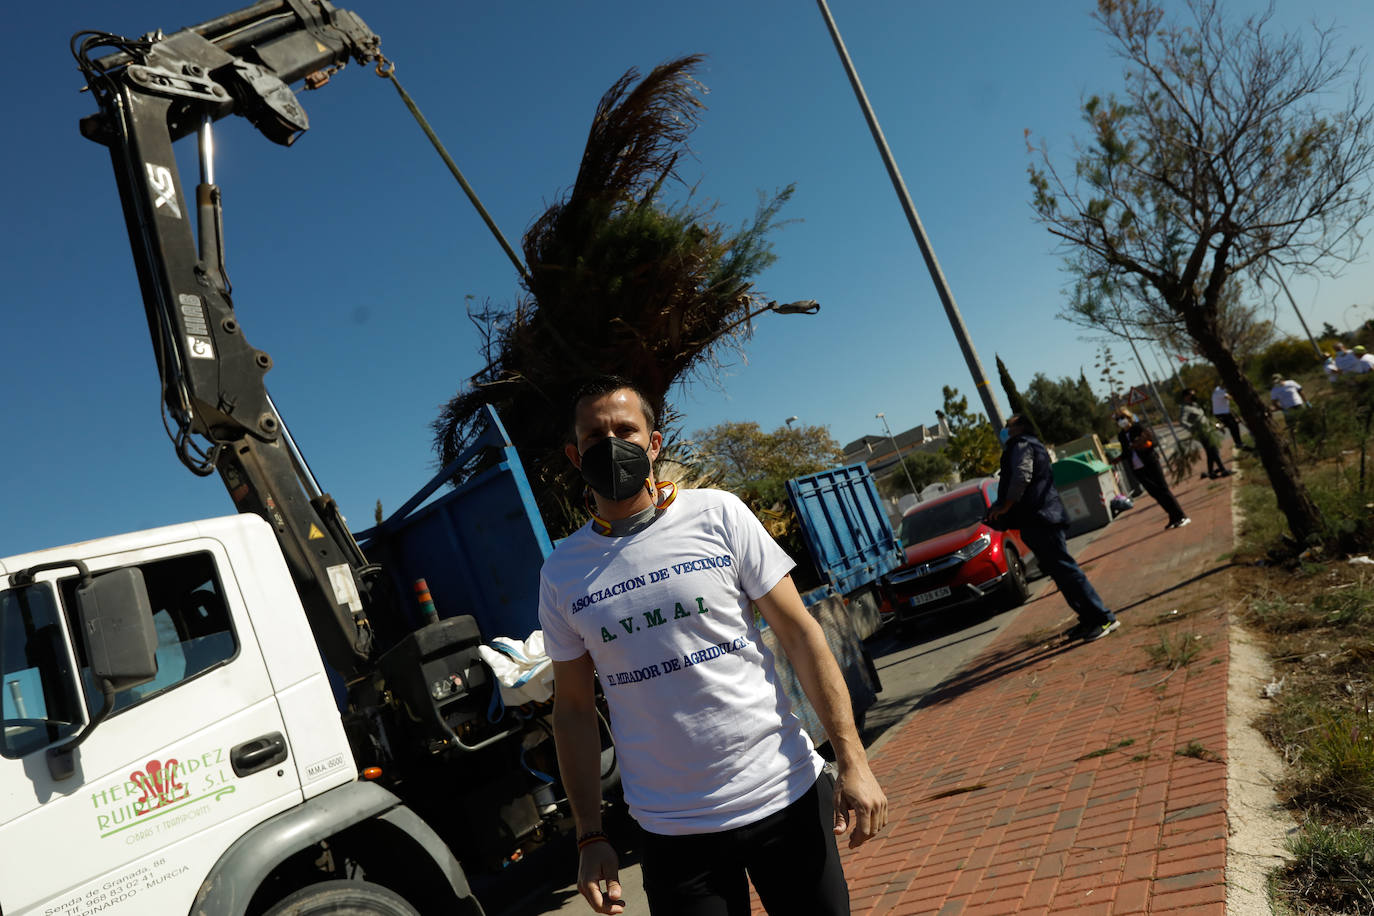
[{"xmin": 717, "ymin": 298, "xmax": 821, "ymax": 336}]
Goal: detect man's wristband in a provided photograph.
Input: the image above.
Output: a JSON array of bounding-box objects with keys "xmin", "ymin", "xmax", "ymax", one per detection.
[{"xmin": 576, "ymin": 830, "xmax": 611, "ymax": 851}]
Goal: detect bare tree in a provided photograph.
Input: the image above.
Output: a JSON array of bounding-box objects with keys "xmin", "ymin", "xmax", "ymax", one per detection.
[{"xmin": 1029, "ymin": 0, "xmax": 1374, "ymax": 545}]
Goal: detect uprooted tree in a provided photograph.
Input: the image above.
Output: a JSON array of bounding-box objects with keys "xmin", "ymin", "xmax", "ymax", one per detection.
[
  {"xmin": 1028, "ymin": 0, "xmax": 1374, "ymax": 546},
  {"xmin": 431, "ymin": 56, "xmax": 796, "ymax": 536}
]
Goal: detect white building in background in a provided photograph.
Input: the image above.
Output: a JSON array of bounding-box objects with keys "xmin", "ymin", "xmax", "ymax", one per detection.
[{"xmin": 842, "ymin": 419, "xmax": 952, "ymax": 526}]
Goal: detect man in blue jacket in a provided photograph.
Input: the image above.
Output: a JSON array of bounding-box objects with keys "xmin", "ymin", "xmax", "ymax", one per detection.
[{"xmin": 987, "ymin": 415, "xmax": 1119, "ymax": 641}]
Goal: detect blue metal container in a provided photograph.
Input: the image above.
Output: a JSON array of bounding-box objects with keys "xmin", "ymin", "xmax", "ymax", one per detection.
[
  {"xmin": 355, "ymin": 406, "xmax": 554, "ymax": 643},
  {"xmin": 787, "ymin": 464, "xmax": 904, "ymax": 599}
]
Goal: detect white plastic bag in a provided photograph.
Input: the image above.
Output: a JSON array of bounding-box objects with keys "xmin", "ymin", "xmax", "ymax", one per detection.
[{"xmin": 478, "ymin": 631, "xmax": 554, "ymax": 706}]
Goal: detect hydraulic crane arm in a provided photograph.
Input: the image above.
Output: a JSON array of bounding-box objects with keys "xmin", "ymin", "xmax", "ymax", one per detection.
[{"xmin": 74, "ymin": 1, "xmax": 385, "ymax": 677}]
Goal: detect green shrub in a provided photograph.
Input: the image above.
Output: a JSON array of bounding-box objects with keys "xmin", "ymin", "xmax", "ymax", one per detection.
[
  {"xmin": 1279, "ymin": 822, "xmax": 1374, "ymax": 913},
  {"xmin": 1291, "ymin": 709, "xmax": 1374, "ymax": 817},
  {"xmin": 1255, "ymin": 336, "xmax": 1327, "ymax": 383}
]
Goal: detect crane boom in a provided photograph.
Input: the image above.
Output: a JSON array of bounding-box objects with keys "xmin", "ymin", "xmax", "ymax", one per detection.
[{"xmin": 74, "ymin": 1, "xmax": 385, "ymax": 676}]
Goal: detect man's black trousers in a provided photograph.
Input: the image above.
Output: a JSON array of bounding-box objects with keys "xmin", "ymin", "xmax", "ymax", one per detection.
[{"xmin": 640, "ymin": 771, "xmax": 850, "ymax": 915}]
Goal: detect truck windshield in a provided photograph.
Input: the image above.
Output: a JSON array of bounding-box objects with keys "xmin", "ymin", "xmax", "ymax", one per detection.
[
  {"xmin": 0, "ymin": 584, "xmax": 83, "ymax": 758},
  {"xmin": 900, "ymin": 492, "xmax": 988, "ymax": 545}
]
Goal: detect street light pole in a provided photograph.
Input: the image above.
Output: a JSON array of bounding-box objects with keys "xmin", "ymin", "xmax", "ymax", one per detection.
[
  {"xmin": 785, "ymin": 416, "xmax": 799, "ymax": 428},
  {"xmin": 816, "ymin": 0, "xmax": 1005, "ymax": 430},
  {"xmin": 876, "ymin": 412, "xmax": 920, "ymax": 497},
  {"xmin": 1266, "ymin": 269, "xmax": 1325, "ymax": 360}
]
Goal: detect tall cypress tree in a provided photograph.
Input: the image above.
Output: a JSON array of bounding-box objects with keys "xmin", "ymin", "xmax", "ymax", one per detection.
[{"xmin": 996, "ymin": 354, "xmax": 1045, "ymax": 441}]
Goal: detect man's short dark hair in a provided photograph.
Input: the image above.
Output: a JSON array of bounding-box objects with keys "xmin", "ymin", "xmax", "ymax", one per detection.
[
  {"xmin": 1005, "ymin": 414, "xmax": 1027, "ymax": 431},
  {"xmin": 568, "ymin": 375, "xmax": 657, "ymax": 440}
]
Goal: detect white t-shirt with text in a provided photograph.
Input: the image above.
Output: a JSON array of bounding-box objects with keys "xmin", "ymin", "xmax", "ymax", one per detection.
[
  {"xmin": 1271, "ymin": 379, "xmax": 1305, "ymax": 408},
  {"xmin": 538, "ymin": 488, "xmax": 823, "ymax": 835}
]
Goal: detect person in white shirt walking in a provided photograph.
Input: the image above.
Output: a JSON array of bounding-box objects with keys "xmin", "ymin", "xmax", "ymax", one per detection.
[
  {"xmin": 1211, "ymin": 385, "xmax": 1245, "ymax": 447},
  {"xmin": 1269, "ymin": 374, "xmax": 1306, "ymax": 414}
]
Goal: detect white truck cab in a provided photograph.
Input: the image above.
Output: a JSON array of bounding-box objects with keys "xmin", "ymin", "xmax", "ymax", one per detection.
[{"xmin": 1, "ymin": 515, "xmax": 480, "ymax": 916}]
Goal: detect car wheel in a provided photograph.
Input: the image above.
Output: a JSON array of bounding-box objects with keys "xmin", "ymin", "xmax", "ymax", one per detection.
[{"xmin": 1002, "ymin": 547, "xmax": 1030, "ymax": 607}]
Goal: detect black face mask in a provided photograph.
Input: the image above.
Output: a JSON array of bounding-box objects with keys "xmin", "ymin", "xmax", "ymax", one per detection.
[{"xmin": 579, "ymin": 437, "xmax": 652, "ymax": 502}]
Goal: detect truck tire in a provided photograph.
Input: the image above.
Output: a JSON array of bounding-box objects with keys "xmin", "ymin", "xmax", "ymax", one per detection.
[
  {"xmin": 1001, "ymin": 547, "xmax": 1030, "ymax": 608},
  {"xmin": 263, "ymin": 880, "xmax": 420, "ymax": 916}
]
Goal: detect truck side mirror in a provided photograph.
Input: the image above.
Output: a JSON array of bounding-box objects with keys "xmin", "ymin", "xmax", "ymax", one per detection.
[
  {"xmin": 47, "ymin": 568, "xmax": 158, "ymax": 780},
  {"xmin": 75, "ymin": 567, "xmax": 158, "ymax": 691}
]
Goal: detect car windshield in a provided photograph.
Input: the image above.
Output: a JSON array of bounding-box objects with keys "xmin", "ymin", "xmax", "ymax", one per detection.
[{"xmin": 900, "ymin": 492, "xmax": 987, "ymax": 544}]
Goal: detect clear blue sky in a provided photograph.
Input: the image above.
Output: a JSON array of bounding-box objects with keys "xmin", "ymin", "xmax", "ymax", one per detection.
[{"xmin": 4, "ymin": 0, "xmax": 1373, "ymax": 558}]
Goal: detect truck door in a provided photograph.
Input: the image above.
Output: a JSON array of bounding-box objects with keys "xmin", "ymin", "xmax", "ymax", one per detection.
[{"xmin": 0, "ymin": 538, "xmax": 303, "ymax": 916}]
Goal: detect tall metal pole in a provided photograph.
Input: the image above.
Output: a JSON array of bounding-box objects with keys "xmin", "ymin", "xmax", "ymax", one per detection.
[
  {"xmin": 816, "ymin": 0, "xmax": 1005, "ymax": 430},
  {"xmin": 1109, "ymin": 301, "xmax": 1185, "ymax": 456},
  {"xmin": 1267, "ymin": 269, "xmax": 1325, "ymax": 360}
]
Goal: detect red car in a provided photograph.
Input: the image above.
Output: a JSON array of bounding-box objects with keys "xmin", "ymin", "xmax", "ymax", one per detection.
[{"xmin": 882, "ymin": 478, "xmax": 1034, "ymax": 632}]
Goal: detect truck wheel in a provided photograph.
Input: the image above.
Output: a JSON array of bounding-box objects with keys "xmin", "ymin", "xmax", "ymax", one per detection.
[
  {"xmin": 1001, "ymin": 548, "xmax": 1030, "ymax": 608},
  {"xmin": 264, "ymin": 880, "xmax": 420, "ymax": 916}
]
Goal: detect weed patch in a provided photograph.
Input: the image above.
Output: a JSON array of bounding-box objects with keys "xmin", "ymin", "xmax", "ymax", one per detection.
[
  {"xmin": 1289, "ymin": 707, "xmax": 1374, "ymax": 818},
  {"xmin": 1015, "ymin": 625, "xmax": 1060, "ymax": 652},
  {"xmin": 1076, "ymin": 737, "xmax": 1135, "ymax": 761},
  {"xmin": 1143, "ymin": 630, "xmax": 1211, "ymax": 668},
  {"xmin": 1276, "ymin": 822, "xmax": 1374, "ymax": 914},
  {"xmin": 1174, "ymin": 740, "xmax": 1222, "ymax": 762}
]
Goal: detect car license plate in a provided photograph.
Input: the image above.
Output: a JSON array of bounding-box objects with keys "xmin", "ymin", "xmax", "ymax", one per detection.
[{"xmin": 909, "ymin": 586, "xmax": 951, "ymax": 607}]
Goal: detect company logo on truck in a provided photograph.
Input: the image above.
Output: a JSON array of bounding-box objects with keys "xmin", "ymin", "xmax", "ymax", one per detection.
[
  {"xmin": 129, "ymin": 758, "xmax": 187, "ymax": 812},
  {"xmin": 90, "ymin": 747, "xmax": 236, "ymax": 840},
  {"xmin": 145, "ymin": 163, "xmax": 181, "ymax": 218}
]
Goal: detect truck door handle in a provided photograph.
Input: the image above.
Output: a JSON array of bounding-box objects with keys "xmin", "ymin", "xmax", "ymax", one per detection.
[{"xmin": 231, "ymin": 732, "xmax": 288, "ymax": 776}]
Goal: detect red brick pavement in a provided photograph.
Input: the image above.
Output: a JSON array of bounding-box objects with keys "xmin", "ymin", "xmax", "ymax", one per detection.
[{"xmin": 763, "ymin": 464, "xmax": 1238, "ymax": 915}]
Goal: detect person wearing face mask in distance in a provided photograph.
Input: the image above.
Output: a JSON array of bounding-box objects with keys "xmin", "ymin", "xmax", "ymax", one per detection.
[
  {"xmin": 538, "ymin": 375, "xmax": 887, "ymax": 916},
  {"xmin": 1114, "ymin": 408, "xmax": 1190, "ymax": 530}
]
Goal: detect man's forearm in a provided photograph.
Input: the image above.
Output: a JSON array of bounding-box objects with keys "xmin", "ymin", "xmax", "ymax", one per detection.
[
  {"xmin": 762, "ymin": 589, "xmax": 865, "ymax": 765},
  {"xmin": 554, "ymin": 698, "xmax": 607, "ymax": 834},
  {"xmin": 790, "ymin": 622, "xmax": 867, "ymax": 766}
]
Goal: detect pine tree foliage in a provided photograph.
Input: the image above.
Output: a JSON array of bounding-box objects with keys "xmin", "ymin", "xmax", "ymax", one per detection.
[{"xmin": 431, "ymin": 56, "xmax": 795, "ymax": 536}]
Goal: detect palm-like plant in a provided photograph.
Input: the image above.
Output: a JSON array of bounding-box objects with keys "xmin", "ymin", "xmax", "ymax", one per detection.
[{"xmin": 433, "ymin": 55, "xmax": 794, "ymax": 536}]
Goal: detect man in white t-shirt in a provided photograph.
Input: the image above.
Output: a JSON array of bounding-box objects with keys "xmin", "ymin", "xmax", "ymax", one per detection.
[
  {"xmin": 1334, "ymin": 343, "xmax": 1360, "ymax": 375},
  {"xmin": 1269, "ymin": 374, "xmax": 1306, "ymax": 413},
  {"xmin": 1211, "ymin": 384, "xmax": 1244, "ymax": 445},
  {"xmin": 1269, "ymin": 374, "xmax": 1308, "ymax": 441},
  {"xmin": 1353, "ymin": 345, "xmax": 1374, "ymax": 374},
  {"xmin": 540, "ymin": 376, "xmax": 886, "ymax": 915}
]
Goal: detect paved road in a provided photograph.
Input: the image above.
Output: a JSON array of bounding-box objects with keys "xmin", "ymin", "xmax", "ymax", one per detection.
[{"xmin": 492, "ymin": 529, "xmax": 1101, "ymax": 916}]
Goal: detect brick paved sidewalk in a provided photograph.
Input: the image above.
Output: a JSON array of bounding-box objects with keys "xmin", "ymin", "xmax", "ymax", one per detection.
[{"xmin": 823, "ymin": 465, "xmax": 1238, "ymax": 915}]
